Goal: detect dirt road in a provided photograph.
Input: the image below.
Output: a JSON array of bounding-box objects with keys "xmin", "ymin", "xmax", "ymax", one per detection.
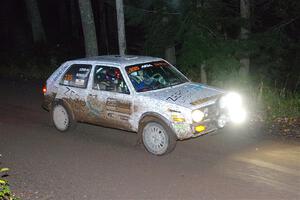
[{"xmin": 0, "ymin": 79, "xmax": 299, "ymax": 200}]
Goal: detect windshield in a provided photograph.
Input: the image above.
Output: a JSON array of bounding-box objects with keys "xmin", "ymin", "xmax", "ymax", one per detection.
[{"xmin": 125, "ymin": 61, "xmax": 189, "ymax": 92}]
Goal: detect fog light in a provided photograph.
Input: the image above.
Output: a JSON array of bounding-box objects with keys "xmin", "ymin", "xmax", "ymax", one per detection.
[{"xmin": 195, "ymin": 125, "xmax": 206, "ymax": 132}]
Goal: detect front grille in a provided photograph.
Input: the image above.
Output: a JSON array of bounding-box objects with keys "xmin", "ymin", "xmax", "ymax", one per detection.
[
  {"xmin": 201, "ymin": 104, "xmax": 219, "ymax": 120},
  {"xmin": 191, "ymin": 104, "xmax": 221, "ymax": 137}
]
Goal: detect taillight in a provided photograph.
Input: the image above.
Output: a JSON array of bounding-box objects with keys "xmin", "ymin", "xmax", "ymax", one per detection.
[{"xmin": 42, "ymin": 84, "xmax": 47, "ymax": 94}]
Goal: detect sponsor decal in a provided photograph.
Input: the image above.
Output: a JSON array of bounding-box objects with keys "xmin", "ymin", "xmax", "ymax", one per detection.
[
  {"xmin": 127, "ymin": 66, "xmax": 140, "ymax": 74},
  {"xmin": 106, "ymin": 98, "xmax": 132, "ymax": 115},
  {"xmin": 166, "ymin": 90, "xmax": 182, "ymax": 102}
]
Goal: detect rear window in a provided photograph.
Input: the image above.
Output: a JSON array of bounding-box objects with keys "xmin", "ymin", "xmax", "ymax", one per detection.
[{"xmin": 60, "ymin": 64, "xmax": 92, "ymax": 88}]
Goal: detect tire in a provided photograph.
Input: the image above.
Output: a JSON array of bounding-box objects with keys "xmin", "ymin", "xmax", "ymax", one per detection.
[
  {"xmin": 51, "ymin": 101, "xmax": 76, "ymax": 132},
  {"xmin": 139, "ymin": 117, "xmax": 177, "ymax": 155}
]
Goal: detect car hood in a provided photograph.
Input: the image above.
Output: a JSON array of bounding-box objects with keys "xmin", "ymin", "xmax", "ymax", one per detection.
[{"xmin": 140, "ymin": 82, "xmax": 225, "ymax": 109}]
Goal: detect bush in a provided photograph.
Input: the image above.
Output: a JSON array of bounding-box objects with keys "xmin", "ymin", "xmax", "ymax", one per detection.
[
  {"xmin": 0, "ymin": 156, "xmax": 19, "ymax": 200},
  {"xmin": 262, "ymin": 87, "xmax": 300, "ymax": 121}
]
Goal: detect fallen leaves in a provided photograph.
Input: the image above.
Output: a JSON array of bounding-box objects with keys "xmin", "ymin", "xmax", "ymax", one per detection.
[{"xmin": 269, "ymin": 117, "xmax": 300, "ymax": 138}]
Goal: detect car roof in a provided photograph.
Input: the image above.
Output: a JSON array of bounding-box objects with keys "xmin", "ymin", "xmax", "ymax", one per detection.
[{"xmin": 73, "ymin": 55, "xmax": 163, "ymax": 67}]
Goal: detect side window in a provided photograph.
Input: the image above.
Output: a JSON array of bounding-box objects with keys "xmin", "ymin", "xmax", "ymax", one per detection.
[
  {"xmin": 93, "ymin": 65, "xmax": 130, "ymax": 94},
  {"xmin": 60, "ymin": 64, "xmax": 92, "ymax": 88}
]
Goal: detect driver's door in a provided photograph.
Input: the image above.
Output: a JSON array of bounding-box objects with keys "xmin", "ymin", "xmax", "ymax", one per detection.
[{"xmin": 85, "ymin": 65, "xmax": 133, "ymax": 131}]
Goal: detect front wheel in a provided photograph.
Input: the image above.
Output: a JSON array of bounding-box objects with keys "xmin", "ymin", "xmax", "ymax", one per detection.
[{"xmin": 140, "ymin": 118, "xmax": 177, "ymax": 155}]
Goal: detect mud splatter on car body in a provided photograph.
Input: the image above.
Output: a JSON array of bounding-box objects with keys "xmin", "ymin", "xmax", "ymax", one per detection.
[
  {"xmin": 42, "ymin": 93, "xmax": 56, "ymax": 111},
  {"xmin": 43, "ymin": 55, "xmax": 228, "ymax": 140}
]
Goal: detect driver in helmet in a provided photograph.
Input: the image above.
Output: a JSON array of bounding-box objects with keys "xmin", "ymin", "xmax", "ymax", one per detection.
[{"xmin": 129, "ymin": 69, "xmax": 150, "ymax": 91}]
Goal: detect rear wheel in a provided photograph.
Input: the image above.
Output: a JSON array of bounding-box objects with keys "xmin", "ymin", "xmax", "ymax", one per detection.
[
  {"xmin": 140, "ymin": 117, "xmax": 177, "ymax": 155},
  {"xmin": 51, "ymin": 101, "xmax": 76, "ymax": 132}
]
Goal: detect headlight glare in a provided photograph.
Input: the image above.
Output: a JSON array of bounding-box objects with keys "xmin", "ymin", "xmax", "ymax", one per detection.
[
  {"xmin": 219, "ymin": 96, "xmax": 227, "ymax": 109},
  {"xmin": 219, "ymin": 92, "xmax": 242, "ymax": 109},
  {"xmin": 226, "ymin": 92, "xmax": 242, "ymax": 108},
  {"xmin": 191, "ymin": 110, "xmax": 204, "ymax": 123},
  {"xmin": 229, "ymin": 107, "xmax": 247, "ymax": 123},
  {"xmin": 219, "ymin": 92, "xmax": 246, "ymax": 124}
]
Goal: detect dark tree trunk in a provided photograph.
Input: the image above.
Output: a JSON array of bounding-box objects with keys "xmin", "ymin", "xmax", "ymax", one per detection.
[
  {"xmin": 70, "ymin": 0, "xmax": 80, "ymax": 40},
  {"xmin": 58, "ymin": 0, "xmax": 71, "ymax": 43},
  {"xmin": 162, "ymin": 16, "xmax": 176, "ymax": 65},
  {"xmin": 239, "ymin": 0, "xmax": 250, "ymax": 76},
  {"xmin": 165, "ymin": 46, "xmax": 176, "ymax": 65},
  {"xmin": 25, "ymin": 0, "xmax": 46, "ymax": 43},
  {"xmin": 116, "ymin": 0, "xmax": 126, "ymax": 55},
  {"xmin": 78, "ymin": 0, "xmax": 98, "ymax": 56},
  {"xmin": 99, "ymin": 0, "xmax": 109, "ymax": 54}
]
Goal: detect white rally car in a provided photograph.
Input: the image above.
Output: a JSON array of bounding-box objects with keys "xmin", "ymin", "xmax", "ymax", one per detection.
[{"xmin": 43, "ymin": 55, "xmax": 246, "ymax": 155}]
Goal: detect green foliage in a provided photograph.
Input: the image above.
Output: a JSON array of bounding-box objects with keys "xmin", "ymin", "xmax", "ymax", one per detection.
[
  {"xmin": 203, "ymin": 73, "xmax": 300, "ymax": 125},
  {"xmin": 206, "ymin": 55, "xmax": 240, "ymax": 84},
  {"xmin": 125, "ymin": 0, "xmax": 300, "ymax": 124},
  {"xmin": 126, "ymin": 0, "xmax": 180, "ymax": 56},
  {"xmin": 175, "ymin": 1, "xmax": 245, "ymax": 83},
  {"xmin": 0, "ymin": 44, "xmax": 79, "ymax": 80},
  {"xmin": 0, "ymin": 158, "xmax": 19, "ymax": 200},
  {"xmin": 262, "ymin": 87, "xmax": 300, "ymax": 120},
  {"xmin": 0, "ymin": 57, "xmax": 56, "ymax": 80},
  {"xmin": 126, "ymin": 0, "xmax": 300, "ymax": 90}
]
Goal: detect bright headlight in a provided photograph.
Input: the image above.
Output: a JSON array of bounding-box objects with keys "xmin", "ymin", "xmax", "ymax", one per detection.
[
  {"xmin": 227, "ymin": 92, "xmax": 242, "ymax": 108},
  {"xmin": 219, "ymin": 92, "xmax": 242, "ymax": 109},
  {"xmin": 219, "ymin": 92, "xmax": 246, "ymax": 124},
  {"xmin": 191, "ymin": 110, "xmax": 204, "ymax": 123}
]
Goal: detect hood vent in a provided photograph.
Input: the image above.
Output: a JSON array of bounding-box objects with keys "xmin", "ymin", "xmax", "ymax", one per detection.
[{"xmin": 190, "ymin": 94, "xmax": 221, "ymax": 106}]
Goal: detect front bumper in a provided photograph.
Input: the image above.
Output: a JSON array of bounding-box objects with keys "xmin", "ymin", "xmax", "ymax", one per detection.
[
  {"xmin": 192, "ymin": 120, "xmax": 219, "ymax": 137},
  {"xmin": 170, "ymin": 93, "xmax": 246, "ymax": 139},
  {"xmin": 172, "ymin": 103, "xmax": 230, "ymax": 140},
  {"xmin": 172, "ymin": 119, "xmax": 220, "ymax": 140}
]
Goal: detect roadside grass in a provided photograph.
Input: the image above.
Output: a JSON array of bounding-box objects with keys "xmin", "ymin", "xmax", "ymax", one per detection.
[
  {"xmin": 262, "ymin": 87, "xmax": 300, "ymax": 120},
  {"xmin": 0, "ymin": 155, "xmax": 19, "ymax": 200},
  {"xmin": 261, "ymin": 87, "xmax": 300, "ymax": 137},
  {"xmin": 209, "ymin": 76, "xmax": 300, "ymax": 137}
]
